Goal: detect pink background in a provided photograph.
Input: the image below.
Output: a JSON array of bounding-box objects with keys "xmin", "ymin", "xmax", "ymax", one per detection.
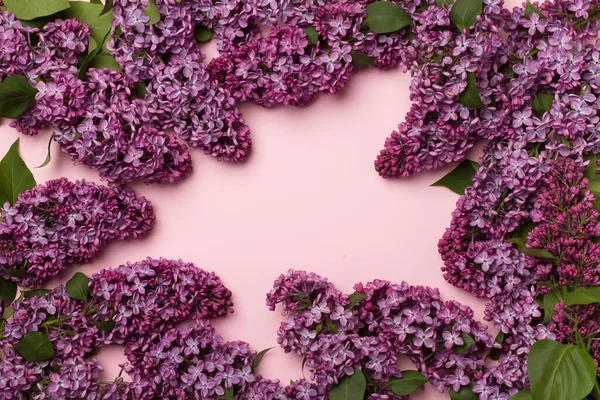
[{"xmin": 0, "ymin": 2, "xmax": 523, "ymax": 393}]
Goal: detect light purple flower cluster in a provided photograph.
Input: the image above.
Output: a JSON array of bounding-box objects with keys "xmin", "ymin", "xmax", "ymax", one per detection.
[
  {"xmin": 375, "ymin": 0, "xmax": 600, "ymax": 178},
  {"xmin": 0, "ymin": 258, "xmax": 235, "ymax": 399},
  {"xmin": 428, "ymin": 1, "xmax": 600, "ymax": 396},
  {"xmin": 266, "ymin": 270, "xmax": 496, "ymax": 398},
  {"xmin": 0, "ymin": 178, "xmax": 154, "ymax": 288}
]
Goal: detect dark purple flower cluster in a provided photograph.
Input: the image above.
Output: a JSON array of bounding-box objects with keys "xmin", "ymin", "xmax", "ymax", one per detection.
[
  {"xmin": 266, "ymin": 270, "xmax": 496, "ymax": 398},
  {"xmin": 0, "ymin": 178, "xmax": 154, "ymax": 288},
  {"xmin": 109, "ymin": 0, "xmax": 253, "ymax": 162}
]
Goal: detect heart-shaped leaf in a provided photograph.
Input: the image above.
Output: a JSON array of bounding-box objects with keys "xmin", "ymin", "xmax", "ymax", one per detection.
[
  {"xmin": 330, "ymin": 369, "xmax": 367, "ymax": 400},
  {"xmin": 351, "ymin": 51, "xmax": 377, "ymax": 68},
  {"xmin": 452, "ymin": 332, "xmax": 475, "ymax": 354},
  {"xmin": 218, "ymin": 387, "xmax": 234, "ymax": 400},
  {"xmin": 66, "ymin": 272, "xmax": 90, "ymax": 301},
  {"xmin": 305, "ymin": 27, "xmax": 319, "ymax": 45},
  {"xmin": 0, "ymin": 277, "xmax": 17, "ymax": 305},
  {"xmin": 144, "ymin": 0, "xmax": 160, "ymax": 25},
  {"xmin": 194, "ymin": 26, "xmax": 213, "ymax": 42},
  {"xmin": 510, "ymin": 391, "xmax": 532, "ymax": 400},
  {"xmin": 0, "ymin": 139, "xmax": 37, "ymax": 206},
  {"xmin": 528, "ymin": 339, "xmax": 596, "ymax": 400},
  {"xmin": 3, "ymin": 0, "xmax": 70, "ymax": 20},
  {"xmin": 524, "ymin": 0, "xmax": 545, "ymax": 19},
  {"xmin": 346, "ymin": 292, "xmax": 367, "ymax": 310},
  {"xmin": 450, "ymin": 385, "xmax": 478, "ymax": 400},
  {"xmin": 363, "ymin": 2, "xmax": 412, "ymax": 34},
  {"xmin": 431, "ymin": 159, "xmax": 480, "ymax": 195},
  {"xmin": 532, "ymin": 93, "xmax": 553, "ymax": 117},
  {"xmin": 23, "ymin": 289, "xmax": 51, "ymax": 299},
  {"xmin": 541, "ymin": 289, "xmax": 562, "ymax": 323},
  {"xmin": 458, "ymin": 72, "xmax": 483, "ymax": 109},
  {"xmin": 0, "ymin": 75, "xmax": 38, "ymax": 119},
  {"xmin": 563, "ymin": 287, "xmax": 600, "ymax": 306},
  {"xmin": 252, "ymin": 347, "xmax": 274, "ymax": 372},
  {"xmin": 14, "ymin": 331, "xmax": 55, "ymax": 361},
  {"xmin": 450, "ymin": 0, "xmax": 482, "ymax": 30},
  {"xmin": 94, "ymin": 319, "xmax": 116, "ymax": 331},
  {"xmin": 387, "ymin": 370, "xmax": 428, "ymax": 396}
]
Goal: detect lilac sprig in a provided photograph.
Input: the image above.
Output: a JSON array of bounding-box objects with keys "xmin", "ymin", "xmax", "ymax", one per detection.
[
  {"xmin": 0, "ymin": 178, "xmax": 154, "ymax": 288},
  {"xmin": 267, "ymin": 270, "xmax": 497, "ymax": 397}
]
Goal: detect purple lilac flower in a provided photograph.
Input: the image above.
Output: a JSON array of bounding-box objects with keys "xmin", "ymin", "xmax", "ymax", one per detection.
[{"xmin": 0, "ymin": 178, "xmax": 154, "ymax": 288}]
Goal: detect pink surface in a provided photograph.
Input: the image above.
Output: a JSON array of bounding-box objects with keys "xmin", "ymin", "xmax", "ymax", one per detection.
[{"xmin": 0, "ymin": 3, "xmax": 524, "ymax": 392}]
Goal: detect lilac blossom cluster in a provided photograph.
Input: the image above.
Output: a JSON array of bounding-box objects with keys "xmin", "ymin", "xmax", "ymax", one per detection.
[
  {"xmin": 375, "ymin": 0, "xmax": 600, "ymax": 178},
  {"xmin": 0, "ymin": 258, "xmax": 235, "ymax": 399},
  {"xmin": 107, "ymin": 0, "xmax": 253, "ymax": 162},
  {"xmin": 432, "ymin": 1, "xmax": 600, "ymax": 394},
  {"xmin": 266, "ymin": 270, "xmax": 496, "ymax": 398},
  {"xmin": 0, "ymin": 258, "xmax": 330, "ymax": 399},
  {"xmin": 0, "ymin": 178, "xmax": 154, "ymax": 288}
]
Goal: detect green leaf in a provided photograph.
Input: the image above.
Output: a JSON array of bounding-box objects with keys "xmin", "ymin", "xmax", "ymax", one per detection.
[
  {"xmin": 488, "ymin": 331, "xmax": 505, "ymax": 360},
  {"xmin": 3, "ymin": 305, "xmax": 15, "ymax": 320},
  {"xmin": 23, "ymin": 289, "xmax": 51, "ymax": 299},
  {"xmin": 144, "ymin": 0, "xmax": 160, "ymax": 25},
  {"xmin": 61, "ymin": 1, "xmax": 103, "ymax": 24},
  {"xmin": 132, "ymin": 82, "xmax": 146, "ymax": 99},
  {"xmin": 386, "ymin": 370, "xmax": 428, "ymax": 396},
  {"xmin": 458, "ymin": 72, "xmax": 483, "ymax": 109},
  {"xmin": 521, "ymin": 248, "xmax": 558, "ymax": 261},
  {"xmin": 449, "ymin": 385, "xmax": 478, "ymax": 400},
  {"xmin": 304, "ymin": 27, "xmax": 319, "ymax": 45},
  {"xmin": 218, "ymin": 387, "xmax": 234, "ymax": 400},
  {"xmin": 510, "ymin": 222, "xmax": 536, "ymax": 245},
  {"xmin": 14, "ymin": 331, "xmax": 55, "ymax": 361},
  {"xmin": 77, "ymin": 47, "xmax": 102, "ymax": 79},
  {"xmin": 0, "ymin": 75, "xmax": 38, "ymax": 119},
  {"xmin": 36, "ymin": 133, "xmax": 55, "ymax": 169},
  {"xmin": 436, "ymin": 0, "xmax": 453, "ymax": 7},
  {"xmin": 0, "ymin": 277, "xmax": 17, "ymax": 305},
  {"xmin": 541, "ymin": 289, "xmax": 562, "ymax": 324},
  {"xmin": 0, "ymin": 139, "xmax": 37, "ymax": 206},
  {"xmin": 431, "ymin": 159, "xmax": 479, "ymax": 195},
  {"xmin": 93, "ymin": 319, "xmax": 116, "ymax": 331},
  {"xmin": 86, "ymin": 10, "xmax": 114, "ymax": 52},
  {"xmin": 65, "ymin": 272, "xmax": 90, "ymax": 301},
  {"xmin": 100, "ymin": 0, "xmax": 113, "ymax": 16},
  {"xmin": 88, "ymin": 54, "xmax": 122, "ymax": 71},
  {"xmin": 351, "ymin": 51, "xmax": 377, "ymax": 68},
  {"xmin": 532, "ymin": 93, "xmax": 553, "ymax": 117},
  {"xmin": 252, "ymin": 347, "xmax": 274, "ymax": 372},
  {"xmin": 330, "ymin": 369, "xmax": 367, "ymax": 400},
  {"xmin": 585, "ymin": 154, "xmax": 599, "ymax": 182},
  {"xmin": 346, "ymin": 292, "xmax": 367, "ymax": 310},
  {"xmin": 452, "ymin": 332, "xmax": 475, "ymax": 354},
  {"xmin": 528, "ymin": 340, "xmax": 596, "ymax": 400},
  {"xmin": 510, "ymin": 391, "xmax": 533, "ymax": 400},
  {"xmin": 363, "ymin": 2, "xmax": 412, "ymax": 34},
  {"xmin": 3, "ymin": 0, "xmax": 70, "ymax": 20},
  {"xmin": 524, "ymin": 0, "xmax": 545, "ymax": 19},
  {"xmin": 194, "ymin": 26, "xmax": 213, "ymax": 42},
  {"xmin": 563, "ymin": 286, "xmax": 600, "ymax": 306},
  {"xmin": 449, "ymin": 0, "xmax": 482, "ymax": 30}
]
